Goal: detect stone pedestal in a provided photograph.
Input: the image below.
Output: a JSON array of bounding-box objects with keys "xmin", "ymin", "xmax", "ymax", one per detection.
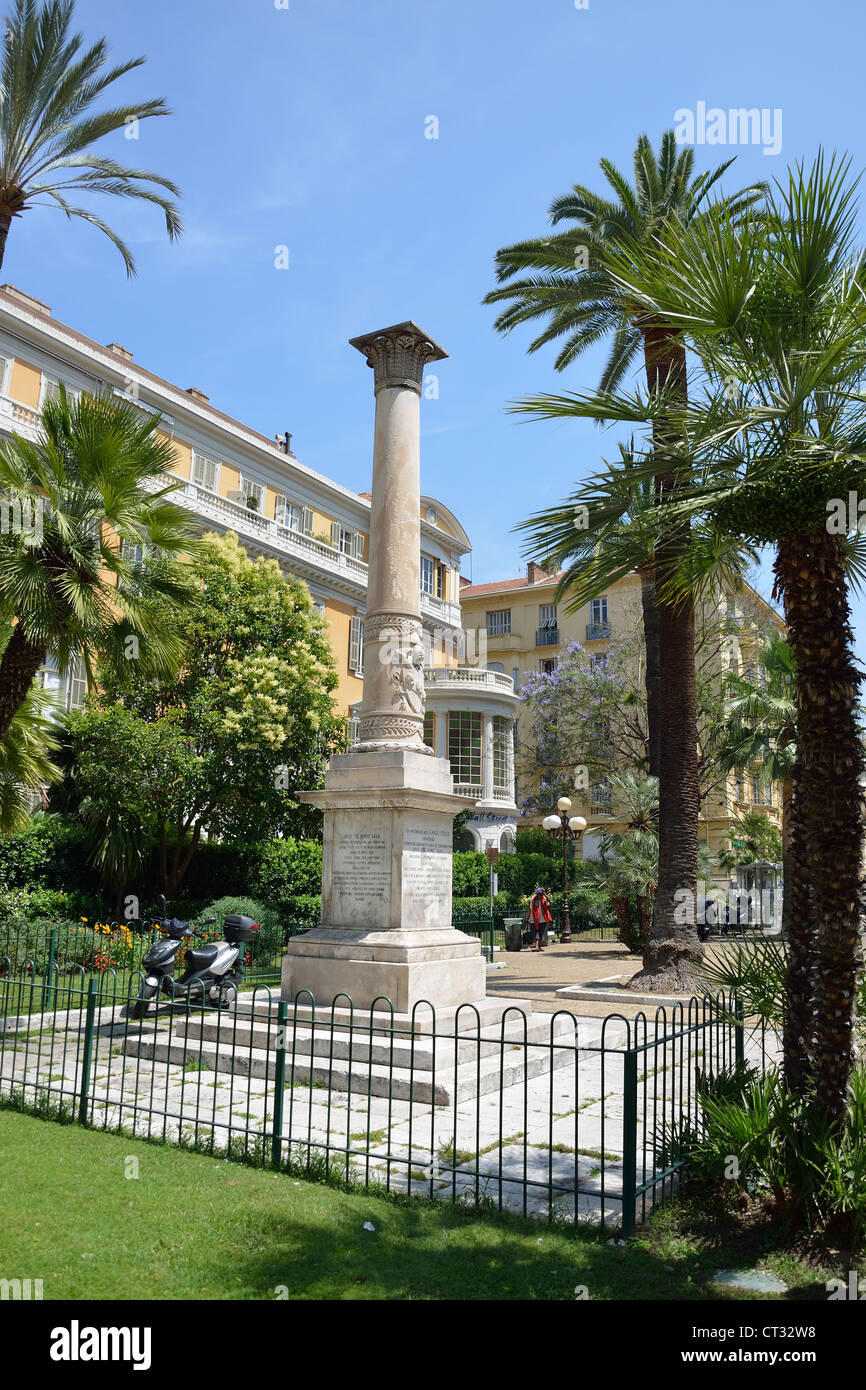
[{"xmin": 282, "ymin": 749, "xmax": 487, "ymax": 1012}]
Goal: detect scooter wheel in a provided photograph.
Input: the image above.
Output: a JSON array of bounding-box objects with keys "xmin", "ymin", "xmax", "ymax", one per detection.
[
  {"xmin": 131, "ymin": 984, "xmax": 156, "ymax": 1019},
  {"xmin": 218, "ymin": 980, "xmax": 238, "ymax": 1010}
]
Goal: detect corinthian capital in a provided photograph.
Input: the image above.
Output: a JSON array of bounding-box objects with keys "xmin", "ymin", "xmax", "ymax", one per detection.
[{"xmin": 349, "ymin": 321, "xmax": 448, "ymax": 395}]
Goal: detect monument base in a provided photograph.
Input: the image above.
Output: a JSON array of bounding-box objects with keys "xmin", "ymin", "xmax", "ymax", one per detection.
[{"xmin": 282, "ymin": 748, "xmax": 487, "ymax": 1013}]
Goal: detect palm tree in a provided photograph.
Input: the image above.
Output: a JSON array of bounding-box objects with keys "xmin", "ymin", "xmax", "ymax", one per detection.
[
  {"xmin": 0, "ymin": 0, "xmax": 181, "ymax": 272},
  {"xmin": 0, "ymin": 387, "xmax": 195, "ymax": 741},
  {"xmin": 572, "ymin": 153, "xmax": 866, "ymax": 1119},
  {"xmin": 716, "ymin": 633, "xmax": 796, "ymax": 927},
  {"xmin": 485, "ymin": 132, "xmax": 762, "ymax": 782},
  {"xmin": 0, "ymin": 680, "xmax": 59, "ymax": 830},
  {"xmin": 588, "ymin": 772, "xmax": 659, "ymax": 950}
]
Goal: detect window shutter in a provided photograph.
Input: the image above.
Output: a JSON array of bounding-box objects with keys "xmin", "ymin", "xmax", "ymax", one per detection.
[
  {"xmin": 349, "ymin": 615, "xmax": 363, "ymax": 673},
  {"xmin": 331, "ymin": 521, "xmax": 341, "ymax": 549},
  {"xmin": 353, "ymin": 532, "xmax": 365, "ymax": 561},
  {"xmin": 193, "ymin": 453, "xmax": 216, "ymax": 491},
  {"xmin": 302, "ymin": 507, "xmax": 314, "ymax": 536},
  {"xmin": 274, "ymin": 494, "xmax": 287, "ymax": 526},
  {"xmin": 0, "ymin": 357, "xmax": 9, "ymax": 395}
]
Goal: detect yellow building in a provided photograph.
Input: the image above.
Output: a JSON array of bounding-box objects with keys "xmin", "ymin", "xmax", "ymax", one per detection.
[
  {"xmin": 0, "ymin": 283, "xmax": 469, "ymax": 713},
  {"xmin": 0, "ymin": 284, "xmax": 520, "ymax": 850},
  {"xmin": 460, "ymin": 561, "xmax": 786, "ymax": 892}
]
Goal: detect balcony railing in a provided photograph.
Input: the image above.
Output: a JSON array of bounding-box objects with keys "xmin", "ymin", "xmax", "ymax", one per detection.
[
  {"xmin": 585, "ymin": 621, "xmax": 611, "ymax": 640},
  {"xmin": 535, "ymin": 626, "xmax": 559, "ymax": 646},
  {"xmin": 424, "ymin": 667, "xmax": 515, "ymax": 692}
]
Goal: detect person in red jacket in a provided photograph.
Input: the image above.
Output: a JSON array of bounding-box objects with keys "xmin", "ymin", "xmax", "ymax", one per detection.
[{"xmin": 530, "ymin": 886, "xmax": 553, "ymax": 952}]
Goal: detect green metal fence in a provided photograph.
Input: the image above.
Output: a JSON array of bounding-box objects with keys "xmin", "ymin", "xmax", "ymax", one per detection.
[
  {"xmin": 0, "ymin": 958, "xmax": 773, "ymax": 1236},
  {"xmin": 0, "ymin": 919, "xmax": 302, "ymax": 990}
]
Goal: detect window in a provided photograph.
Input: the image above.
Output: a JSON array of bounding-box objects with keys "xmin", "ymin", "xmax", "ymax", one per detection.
[
  {"xmin": 236, "ymin": 475, "xmax": 264, "ymax": 512},
  {"xmin": 752, "ymin": 776, "xmax": 772, "ymax": 807},
  {"xmin": 448, "ymin": 711, "xmax": 482, "ymax": 786},
  {"xmin": 192, "ymin": 451, "xmax": 218, "ymax": 492},
  {"xmin": 539, "ymin": 658, "xmax": 556, "ymax": 675},
  {"xmin": 275, "ymin": 496, "xmax": 299, "ymax": 531},
  {"xmin": 39, "ymin": 374, "xmax": 79, "ymax": 408},
  {"xmin": 487, "ymin": 662, "xmax": 505, "ymax": 673},
  {"xmin": 511, "ymin": 667, "xmax": 520, "ymax": 694},
  {"xmin": 423, "ymin": 711, "xmax": 435, "ymax": 751},
  {"xmin": 539, "ymin": 603, "xmax": 557, "ymax": 629},
  {"xmin": 492, "ymin": 716, "xmax": 510, "ymax": 789},
  {"xmin": 591, "ymin": 597, "xmax": 608, "ymax": 626},
  {"xmin": 487, "ymin": 609, "xmax": 511, "ymax": 636},
  {"xmin": 349, "ymin": 615, "xmax": 364, "ymax": 675},
  {"xmin": 66, "ymin": 653, "xmax": 87, "ymax": 710},
  {"xmin": 332, "ymin": 523, "xmax": 365, "ymax": 560},
  {"xmin": 421, "ymin": 555, "xmax": 435, "ymax": 596},
  {"xmin": 591, "ymin": 781, "xmax": 612, "ymax": 814},
  {"xmin": 0, "ymin": 357, "xmax": 10, "ymax": 396},
  {"xmin": 348, "ymin": 712, "xmax": 361, "ymax": 746},
  {"xmin": 499, "ymin": 830, "xmax": 515, "ymax": 854}
]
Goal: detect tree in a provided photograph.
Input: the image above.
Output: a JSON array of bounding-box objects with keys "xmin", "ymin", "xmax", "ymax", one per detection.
[
  {"xmin": 485, "ymin": 132, "xmax": 762, "ymax": 785},
  {"xmin": 715, "ymin": 633, "xmax": 795, "ymax": 927},
  {"xmin": 586, "ymin": 153, "xmax": 866, "ymax": 1118},
  {"xmin": 0, "ymin": 681, "xmax": 59, "ymax": 831},
  {"xmin": 586, "ymin": 772, "xmax": 659, "ymax": 951},
  {"xmin": 0, "ymin": 388, "xmax": 195, "ymax": 742},
  {"xmin": 63, "ymin": 531, "xmax": 345, "ymax": 898},
  {"xmin": 0, "ymin": 0, "xmax": 181, "ymax": 272}
]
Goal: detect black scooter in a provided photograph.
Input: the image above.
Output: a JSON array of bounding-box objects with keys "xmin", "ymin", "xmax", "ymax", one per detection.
[{"xmin": 130, "ymin": 898, "xmax": 259, "ymax": 1018}]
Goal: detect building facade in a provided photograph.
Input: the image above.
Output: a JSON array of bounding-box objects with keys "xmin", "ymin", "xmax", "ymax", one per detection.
[
  {"xmin": 0, "ymin": 284, "xmax": 517, "ymax": 842},
  {"xmin": 460, "ymin": 561, "xmax": 785, "ymax": 894}
]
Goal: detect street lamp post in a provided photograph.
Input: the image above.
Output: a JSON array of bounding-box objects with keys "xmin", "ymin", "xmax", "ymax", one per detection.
[{"xmin": 542, "ymin": 797, "xmax": 587, "ymax": 945}]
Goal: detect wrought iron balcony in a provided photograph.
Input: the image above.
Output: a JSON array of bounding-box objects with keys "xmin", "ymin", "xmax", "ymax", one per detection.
[
  {"xmin": 585, "ymin": 621, "xmax": 611, "ymax": 640},
  {"xmin": 535, "ymin": 626, "xmax": 559, "ymax": 646}
]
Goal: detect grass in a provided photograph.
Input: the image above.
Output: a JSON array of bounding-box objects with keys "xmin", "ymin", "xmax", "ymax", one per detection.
[{"xmin": 0, "ymin": 1109, "xmax": 858, "ymax": 1301}]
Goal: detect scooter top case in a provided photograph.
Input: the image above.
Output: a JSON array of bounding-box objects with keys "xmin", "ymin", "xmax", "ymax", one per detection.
[{"xmin": 224, "ymin": 915, "xmax": 259, "ymax": 944}]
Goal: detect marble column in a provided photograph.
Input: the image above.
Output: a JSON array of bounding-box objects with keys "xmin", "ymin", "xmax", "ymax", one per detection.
[
  {"xmin": 349, "ymin": 323, "xmax": 447, "ymax": 753},
  {"xmin": 282, "ymin": 322, "xmax": 487, "ymax": 1015}
]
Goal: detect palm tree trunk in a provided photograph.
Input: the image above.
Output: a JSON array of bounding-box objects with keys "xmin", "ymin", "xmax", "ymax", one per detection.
[
  {"xmin": 0, "ymin": 210, "xmax": 12, "ymax": 273},
  {"xmin": 775, "ymin": 531, "xmax": 864, "ymax": 1123},
  {"xmin": 638, "ymin": 562, "xmax": 661, "ymax": 778},
  {"xmin": 630, "ymin": 322, "xmax": 702, "ymax": 991},
  {"xmin": 0, "ymin": 626, "xmax": 46, "ymax": 741},
  {"xmin": 780, "ymin": 758, "xmax": 814, "ymax": 1093}
]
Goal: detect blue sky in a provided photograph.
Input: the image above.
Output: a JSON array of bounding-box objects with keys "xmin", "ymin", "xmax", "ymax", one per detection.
[{"xmin": 9, "ymin": 0, "xmax": 866, "ymax": 657}]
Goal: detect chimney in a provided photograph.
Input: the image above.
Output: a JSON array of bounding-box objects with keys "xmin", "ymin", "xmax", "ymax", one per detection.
[
  {"xmin": 526, "ymin": 560, "xmax": 549, "ymax": 585},
  {"xmin": 107, "ymin": 342, "xmax": 133, "ymax": 360},
  {"xmin": 185, "ymin": 387, "xmax": 210, "ymax": 404},
  {"xmin": 1, "ymin": 284, "xmax": 51, "ymax": 316}
]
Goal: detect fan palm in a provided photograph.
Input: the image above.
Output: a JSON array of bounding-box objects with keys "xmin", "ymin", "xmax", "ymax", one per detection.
[
  {"xmin": 0, "ymin": 0, "xmax": 181, "ymax": 272},
  {"xmin": 565, "ymin": 152, "xmax": 866, "ymax": 1119},
  {"xmin": 0, "ymin": 387, "xmax": 196, "ymax": 741},
  {"xmin": 485, "ymin": 131, "xmax": 763, "ymax": 780},
  {"xmin": 0, "ymin": 679, "xmax": 59, "ymax": 831},
  {"xmin": 716, "ymin": 633, "xmax": 796, "ymax": 930}
]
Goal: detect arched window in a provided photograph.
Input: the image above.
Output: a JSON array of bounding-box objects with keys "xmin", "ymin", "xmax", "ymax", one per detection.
[
  {"xmin": 499, "ymin": 830, "xmax": 515, "ymax": 854},
  {"xmin": 455, "ymin": 828, "xmax": 477, "ymax": 852}
]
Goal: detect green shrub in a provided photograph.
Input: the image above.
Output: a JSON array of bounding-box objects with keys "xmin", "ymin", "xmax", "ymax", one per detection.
[
  {"xmin": 671, "ymin": 1062, "xmax": 866, "ymax": 1250},
  {"xmin": 202, "ymin": 896, "xmax": 284, "ymax": 960},
  {"xmin": 451, "ymin": 851, "xmax": 489, "ymax": 897}
]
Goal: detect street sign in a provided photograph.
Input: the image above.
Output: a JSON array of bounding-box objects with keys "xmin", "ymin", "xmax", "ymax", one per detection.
[{"xmin": 486, "ymin": 847, "xmax": 500, "ymax": 863}]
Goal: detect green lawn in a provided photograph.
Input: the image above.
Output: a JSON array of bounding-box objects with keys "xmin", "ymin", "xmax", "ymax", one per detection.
[{"xmin": 0, "ymin": 1110, "xmax": 852, "ymax": 1301}]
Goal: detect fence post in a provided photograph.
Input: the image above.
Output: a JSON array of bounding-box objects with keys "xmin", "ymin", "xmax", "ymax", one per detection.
[
  {"xmin": 77, "ymin": 978, "xmax": 98, "ymax": 1126},
  {"xmin": 270, "ymin": 999, "xmax": 289, "ymax": 1170},
  {"xmin": 41, "ymin": 927, "xmax": 56, "ymax": 1012},
  {"xmin": 620, "ymin": 1049, "xmax": 638, "ymax": 1239},
  {"xmin": 734, "ymin": 997, "xmax": 745, "ymax": 1068}
]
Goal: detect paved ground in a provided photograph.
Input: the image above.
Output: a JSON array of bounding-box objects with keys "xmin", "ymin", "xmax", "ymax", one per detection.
[
  {"xmin": 486, "ymin": 936, "xmax": 752, "ymax": 1018},
  {"xmin": 487, "ymin": 939, "xmax": 654, "ymax": 1017}
]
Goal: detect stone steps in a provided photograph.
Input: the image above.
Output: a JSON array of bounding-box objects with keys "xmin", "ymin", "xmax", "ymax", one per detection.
[{"xmin": 125, "ymin": 996, "xmax": 577, "ymax": 1106}]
